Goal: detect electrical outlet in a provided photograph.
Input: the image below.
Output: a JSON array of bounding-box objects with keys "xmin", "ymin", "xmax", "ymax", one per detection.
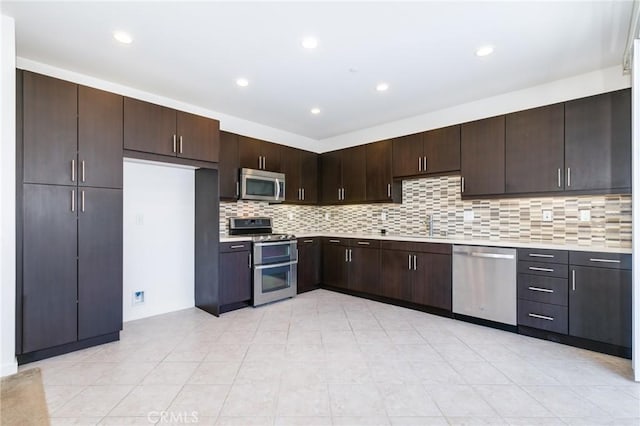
[
  {"xmin": 133, "ymin": 291, "xmax": 145, "ymax": 305},
  {"xmin": 287, "ymin": 212, "xmax": 294, "ymax": 220},
  {"xmin": 579, "ymin": 209, "xmax": 591, "ymax": 222},
  {"xmin": 135, "ymin": 214, "xmax": 144, "ymax": 225},
  {"xmin": 324, "ymin": 212, "xmax": 330, "ymax": 220},
  {"xmin": 380, "ymin": 212, "xmax": 387, "ymax": 221},
  {"xmin": 542, "ymin": 210, "xmax": 553, "ymax": 222},
  {"xmin": 463, "ymin": 210, "xmax": 474, "ymax": 222}
]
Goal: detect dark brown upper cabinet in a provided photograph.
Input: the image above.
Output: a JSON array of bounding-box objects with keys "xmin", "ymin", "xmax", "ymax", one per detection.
[
  {"xmin": 124, "ymin": 97, "xmax": 219, "ymax": 163},
  {"xmin": 505, "ymin": 103, "xmax": 564, "ymax": 194},
  {"xmin": 219, "ymin": 131, "xmax": 240, "ymax": 200},
  {"xmin": 22, "ymin": 72, "xmax": 122, "ymax": 189},
  {"xmin": 564, "ymin": 89, "xmax": 631, "ymax": 193},
  {"xmin": 238, "ymin": 135, "xmax": 282, "ymax": 172},
  {"xmin": 366, "ymin": 140, "xmax": 400, "ymax": 202},
  {"xmin": 321, "ymin": 146, "xmax": 366, "ymax": 204},
  {"xmin": 22, "ymin": 72, "xmax": 78, "ymax": 186},
  {"xmin": 281, "ymin": 146, "xmax": 318, "ymax": 204},
  {"xmin": 392, "ymin": 125, "xmax": 460, "ymax": 178},
  {"xmin": 460, "ymin": 116, "xmax": 506, "ymax": 197}
]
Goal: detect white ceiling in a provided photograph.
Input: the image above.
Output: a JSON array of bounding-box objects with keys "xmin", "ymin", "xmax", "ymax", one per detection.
[{"xmin": 1, "ymin": 1, "xmax": 634, "ymax": 141}]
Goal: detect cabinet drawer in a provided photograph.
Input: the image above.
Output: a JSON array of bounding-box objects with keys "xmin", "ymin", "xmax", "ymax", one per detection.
[
  {"xmin": 298, "ymin": 238, "xmax": 319, "ymax": 245},
  {"xmin": 569, "ymin": 251, "xmax": 631, "ymax": 270},
  {"xmin": 323, "ymin": 237, "xmax": 349, "ymax": 246},
  {"xmin": 518, "ymin": 248, "xmax": 568, "ymax": 264},
  {"xmin": 517, "ymin": 274, "xmax": 568, "ymax": 306},
  {"xmin": 349, "ymin": 239, "xmax": 380, "ymax": 248},
  {"xmin": 220, "ymin": 241, "xmax": 251, "ymax": 253},
  {"xmin": 518, "ymin": 300, "xmax": 568, "ymax": 334},
  {"xmin": 380, "ymin": 240, "xmax": 451, "ymax": 255},
  {"xmin": 518, "ymin": 261, "xmax": 568, "ymax": 278}
]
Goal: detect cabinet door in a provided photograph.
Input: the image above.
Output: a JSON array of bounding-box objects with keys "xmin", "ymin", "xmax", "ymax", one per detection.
[
  {"xmin": 22, "ymin": 184, "xmax": 78, "ymax": 353},
  {"xmin": 423, "ymin": 125, "xmax": 461, "ymax": 174},
  {"xmin": 261, "ymin": 141, "xmax": 282, "ymax": 172},
  {"xmin": 569, "ymin": 266, "xmax": 631, "ymax": 347},
  {"xmin": 412, "ymin": 253, "xmax": 452, "ymax": 311},
  {"xmin": 281, "ymin": 146, "xmax": 301, "ymax": 202},
  {"xmin": 380, "ymin": 250, "xmax": 412, "ymax": 301},
  {"xmin": 506, "ymin": 104, "xmax": 564, "ymax": 194},
  {"xmin": 366, "ymin": 140, "xmax": 393, "ymax": 202},
  {"xmin": 123, "ymin": 97, "xmax": 176, "ymax": 156},
  {"xmin": 297, "ymin": 238, "xmax": 321, "ymax": 293},
  {"xmin": 23, "ymin": 72, "xmax": 78, "ymax": 186},
  {"xmin": 78, "ymin": 188, "xmax": 123, "ymax": 340},
  {"xmin": 78, "ymin": 86, "xmax": 123, "ymax": 189},
  {"xmin": 176, "ymin": 111, "xmax": 220, "ymax": 163},
  {"xmin": 461, "ymin": 116, "xmax": 506, "ymax": 197},
  {"xmin": 238, "ymin": 136, "xmax": 263, "ymax": 170},
  {"xmin": 219, "ymin": 131, "xmax": 240, "ymax": 200},
  {"xmin": 342, "ymin": 145, "xmax": 367, "ymax": 203},
  {"xmin": 322, "ymin": 243, "xmax": 348, "ymax": 289},
  {"xmin": 220, "ymin": 251, "xmax": 252, "ymax": 305},
  {"xmin": 348, "ymin": 246, "xmax": 381, "ymax": 295},
  {"xmin": 320, "ymin": 151, "xmax": 343, "ymax": 204},
  {"xmin": 300, "ymin": 150, "xmax": 319, "ymax": 204},
  {"xmin": 565, "ymin": 89, "xmax": 631, "ymax": 192},
  {"xmin": 392, "ymin": 133, "xmax": 423, "ymax": 177}
]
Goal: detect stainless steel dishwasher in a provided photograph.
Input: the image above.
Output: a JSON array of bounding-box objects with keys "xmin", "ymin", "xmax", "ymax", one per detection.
[{"xmin": 452, "ymin": 245, "xmax": 517, "ymax": 325}]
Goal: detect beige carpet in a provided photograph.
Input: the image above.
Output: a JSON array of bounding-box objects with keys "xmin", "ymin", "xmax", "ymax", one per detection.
[{"xmin": 1, "ymin": 368, "xmax": 50, "ymax": 425}]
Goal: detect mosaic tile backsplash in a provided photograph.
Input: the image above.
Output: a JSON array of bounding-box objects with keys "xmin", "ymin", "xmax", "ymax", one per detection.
[{"xmin": 220, "ymin": 175, "xmax": 631, "ymax": 249}]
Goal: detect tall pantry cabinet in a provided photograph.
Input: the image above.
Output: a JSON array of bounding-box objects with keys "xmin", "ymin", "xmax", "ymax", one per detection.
[{"xmin": 17, "ymin": 71, "xmax": 123, "ymax": 361}]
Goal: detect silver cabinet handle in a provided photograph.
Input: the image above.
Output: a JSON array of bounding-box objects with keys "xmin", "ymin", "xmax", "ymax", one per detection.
[
  {"xmin": 298, "ymin": 188, "xmax": 301, "ymax": 200},
  {"xmin": 71, "ymin": 190, "xmax": 75, "ymax": 212},
  {"xmin": 357, "ymin": 241, "xmax": 370, "ymax": 245},
  {"xmin": 236, "ymin": 181, "xmax": 239, "ymax": 197},
  {"xmin": 567, "ymin": 167, "xmax": 571, "ymax": 187},
  {"xmin": 413, "ymin": 255, "xmax": 417, "ymax": 270},
  {"xmin": 179, "ymin": 136, "xmax": 183, "ymax": 154},
  {"xmin": 81, "ymin": 190, "xmax": 85, "ymax": 212},
  {"xmin": 173, "ymin": 134, "xmax": 177, "ymax": 153},
  {"xmin": 557, "ymin": 168, "xmax": 562, "ymax": 188},
  {"xmin": 528, "ymin": 313, "xmax": 554, "ymax": 321},
  {"xmin": 529, "ymin": 253, "xmax": 554, "ymax": 258},
  {"xmin": 302, "ymin": 188, "xmax": 305, "ymax": 200},
  {"xmin": 349, "ymin": 249, "xmax": 352, "ymax": 262},
  {"xmin": 387, "ymin": 183, "xmax": 391, "ymax": 198},
  {"xmin": 572, "ymin": 269, "xmax": 576, "ymax": 291},
  {"xmin": 408, "ymin": 255, "xmax": 412, "ymax": 270},
  {"xmin": 230, "ymin": 244, "xmax": 245, "ymax": 249},
  {"xmin": 338, "ymin": 188, "xmax": 341, "ymax": 200},
  {"xmin": 345, "ymin": 249, "xmax": 349, "ymax": 262},
  {"xmin": 303, "ymin": 239, "xmax": 314, "ymax": 243},
  {"xmin": 588, "ymin": 258, "xmax": 621, "ymax": 264},
  {"xmin": 461, "ymin": 177, "xmax": 465, "ymax": 193},
  {"xmin": 81, "ymin": 160, "xmax": 86, "ymax": 182},
  {"xmin": 248, "ymin": 253, "xmax": 252, "ymax": 268},
  {"xmin": 329, "ymin": 239, "xmax": 341, "ymax": 243},
  {"xmin": 71, "ymin": 159, "xmax": 75, "ymax": 182},
  {"xmin": 418, "ymin": 157, "xmax": 422, "ymax": 172},
  {"xmin": 528, "ymin": 286, "xmax": 554, "ymax": 293},
  {"xmin": 424, "ymin": 156, "xmax": 427, "ymax": 172},
  {"xmin": 263, "ymin": 156, "xmax": 266, "ymax": 170},
  {"xmin": 528, "ymin": 266, "xmax": 554, "ymax": 272}
]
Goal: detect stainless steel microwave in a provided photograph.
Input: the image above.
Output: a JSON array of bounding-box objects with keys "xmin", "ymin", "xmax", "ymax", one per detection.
[{"xmin": 240, "ymin": 168, "xmax": 285, "ymax": 202}]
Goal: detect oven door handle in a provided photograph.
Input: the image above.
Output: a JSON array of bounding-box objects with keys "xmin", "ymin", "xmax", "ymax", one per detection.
[
  {"xmin": 254, "ymin": 241, "xmax": 297, "ymax": 247},
  {"xmin": 254, "ymin": 260, "xmax": 298, "ymax": 270}
]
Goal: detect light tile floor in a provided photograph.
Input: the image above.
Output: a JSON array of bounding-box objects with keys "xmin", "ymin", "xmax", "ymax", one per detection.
[{"xmin": 22, "ymin": 289, "xmax": 640, "ymax": 425}]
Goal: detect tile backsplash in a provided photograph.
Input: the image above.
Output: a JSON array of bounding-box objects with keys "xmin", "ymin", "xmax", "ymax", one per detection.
[{"xmin": 220, "ymin": 175, "xmax": 631, "ymax": 249}]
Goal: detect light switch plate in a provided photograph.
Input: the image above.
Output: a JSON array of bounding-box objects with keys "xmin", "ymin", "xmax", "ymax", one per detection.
[
  {"xmin": 324, "ymin": 212, "xmax": 330, "ymax": 220},
  {"xmin": 579, "ymin": 209, "xmax": 591, "ymax": 222},
  {"xmin": 463, "ymin": 210, "xmax": 474, "ymax": 222},
  {"xmin": 542, "ymin": 210, "xmax": 553, "ymax": 222},
  {"xmin": 287, "ymin": 212, "xmax": 294, "ymax": 220},
  {"xmin": 380, "ymin": 212, "xmax": 387, "ymax": 221}
]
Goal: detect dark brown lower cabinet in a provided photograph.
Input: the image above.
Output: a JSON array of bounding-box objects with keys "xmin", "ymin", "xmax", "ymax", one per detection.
[
  {"xmin": 321, "ymin": 240, "xmax": 349, "ymax": 289},
  {"xmin": 348, "ymin": 245, "xmax": 381, "ymax": 295},
  {"xmin": 22, "ymin": 184, "xmax": 78, "ymax": 353},
  {"xmin": 380, "ymin": 250, "xmax": 412, "ymax": 300},
  {"xmin": 412, "ymin": 252, "xmax": 452, "ymax": 310},
  {"xmin": 569, "ymin": 265, "xmax": 631, "ymax": 348},
  {"xmin": 21, "ymin": 184, "xmax": 123, "ymax": 354},
  {"xmin": 219, "ymin": 243, "xmax": 252, "ymax": 306},
  {"xmin": 297, "ymin": 238, "xmax": 321, "ymax": 293}
]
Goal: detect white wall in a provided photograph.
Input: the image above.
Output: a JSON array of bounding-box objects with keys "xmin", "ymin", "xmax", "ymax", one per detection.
[
  {"xmin": 633, "ymin": 40, "xmax": 640, "ymax": 382},
  {"xmin": 0, "ymin": 14, "xmax": 17, "ymax": 377},
  {"xmin": 123, "ymin": 160, "xmax": 195, "ymax": 322}
]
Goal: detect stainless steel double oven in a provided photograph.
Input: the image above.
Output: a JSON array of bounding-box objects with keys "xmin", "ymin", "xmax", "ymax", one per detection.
[{"xmin": 252, "ymin": 238, "xmax": 297, "ymax": 306}]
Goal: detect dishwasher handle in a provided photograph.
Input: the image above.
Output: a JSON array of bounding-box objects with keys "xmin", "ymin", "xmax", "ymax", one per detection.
[{"xmin": 454, "ymin": 250, "xmax": 515, "ymax": 260}]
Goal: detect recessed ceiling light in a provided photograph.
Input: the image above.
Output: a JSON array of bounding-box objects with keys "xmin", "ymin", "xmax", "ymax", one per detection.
[
  {"xmin": 310, "ymin": 107, "xmax": 321, "ymax": 115},
  {"xmin": 113, "ymin": 31, "xmax": 133, "ymax": 44},
  {"xmin": 476, "ymin": 45, "xmax": 494, "ymax": 57},
  {"xmin": 376, "ymin": 83, "xmax": 389, "ymax": 92},
  {"xmin": 235, "ymin": 78, "xmax": 249, "ymax": 87},
  {"xmin": 302, "ymin": 37, "xmax": 318, "ymax": 49}
]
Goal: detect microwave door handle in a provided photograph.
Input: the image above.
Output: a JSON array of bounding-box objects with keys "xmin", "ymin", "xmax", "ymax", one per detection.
[{"xmin": 275, "ymin": 178, "xmax": 280, "ymax": 201}]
